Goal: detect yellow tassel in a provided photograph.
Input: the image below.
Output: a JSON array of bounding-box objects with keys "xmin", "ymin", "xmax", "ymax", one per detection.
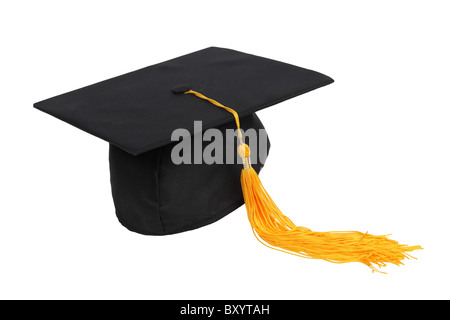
[
  {"xmin": 238, "ymin": 145, "xmax": 422, "ymax": 272},
  {"xmin": 183, "ymin": 89, "xmax": 423, "ymax": 272}
]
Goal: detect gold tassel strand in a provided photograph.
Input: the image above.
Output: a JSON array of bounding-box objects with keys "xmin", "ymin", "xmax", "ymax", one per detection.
[{"xmin": 239, "ymin": 144, "xmax": 421, "ymax": 272}]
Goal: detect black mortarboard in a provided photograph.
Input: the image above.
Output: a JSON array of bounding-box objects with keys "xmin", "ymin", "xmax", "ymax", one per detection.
[
  {"xmin": 34, "ymin": 47, "xmax": 332, "ymax": 234},
  {"xmin": 34, "ymin": 47, "xmax": 332, "ymax": 156},
  {"xmin": 34, "ymin": 47, "xmax": 421, "ymax": 271}
]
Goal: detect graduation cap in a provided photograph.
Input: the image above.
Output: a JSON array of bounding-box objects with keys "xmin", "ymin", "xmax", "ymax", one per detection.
[{"xmin": 34, "ymin": 47, "xmax": 421, "ymax": 272}]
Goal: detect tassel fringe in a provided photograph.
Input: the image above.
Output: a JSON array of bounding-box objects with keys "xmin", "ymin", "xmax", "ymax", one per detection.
[{"xmin": 241, "ymin": 167, "xmax": 422, "ymax": 273}]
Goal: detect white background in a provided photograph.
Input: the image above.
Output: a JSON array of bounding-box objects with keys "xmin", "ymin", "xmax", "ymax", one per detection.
[{"xmin": 1, "ymin": 0, "xmax": 449, "ymax": 300}]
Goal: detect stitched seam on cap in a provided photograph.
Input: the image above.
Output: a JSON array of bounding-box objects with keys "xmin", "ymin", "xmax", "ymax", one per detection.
[{"xmin": 155, "ymin": 148, "xmax": 166, "ymax": 234}]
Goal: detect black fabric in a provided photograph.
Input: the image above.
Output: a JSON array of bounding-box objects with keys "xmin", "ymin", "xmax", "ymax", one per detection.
[
  {"xmin": 34, "ymin": 46, "xmax": 333, "ymax": 155},
  {"xmin": 109, "ymin": 113, "xmax": 270, "ymax": 235},
  {"xmin": 171, "ymin": 84, "xmax": 192, "ymax": 94},
  {"xmin": 34, "ymin": 47, "xmax": 333, "ymax": 235}
]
